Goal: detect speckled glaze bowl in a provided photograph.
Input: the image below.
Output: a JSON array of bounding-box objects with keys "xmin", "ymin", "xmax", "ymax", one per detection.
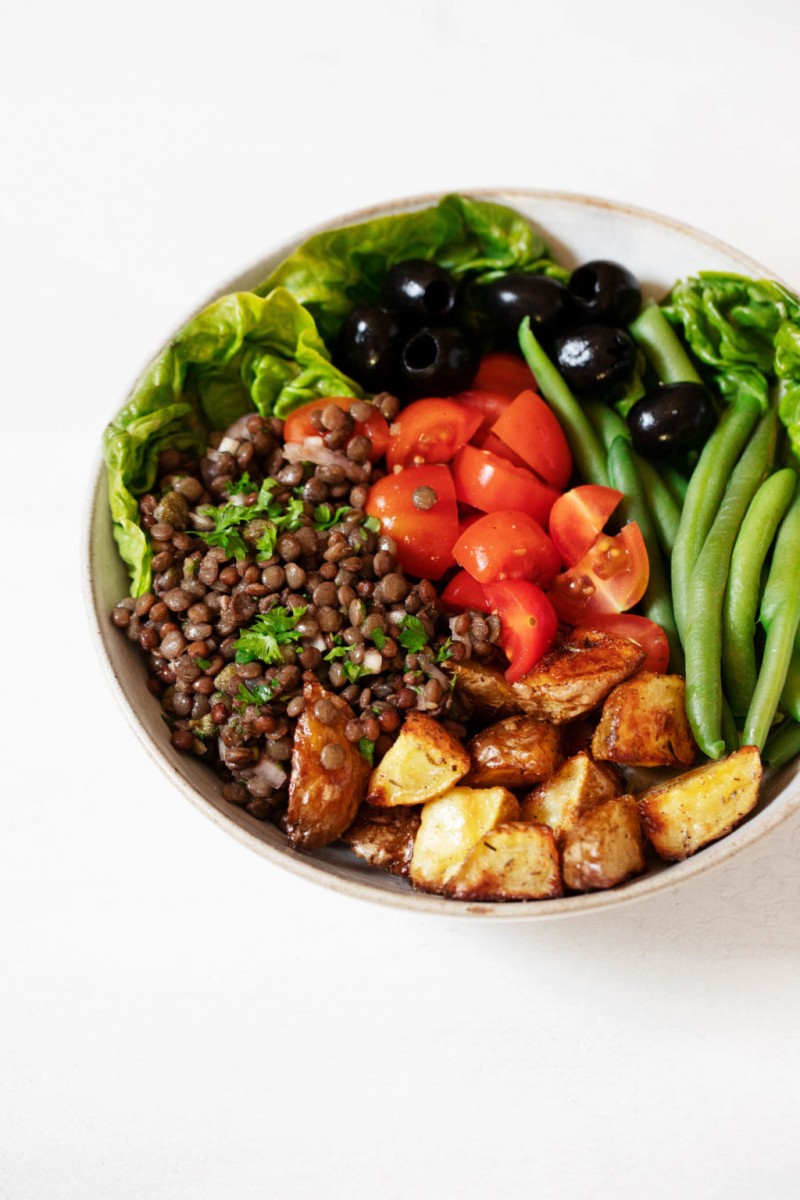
[{"xmin": 84, "ymin": 189, "xmax": 800, "ymax": 917}]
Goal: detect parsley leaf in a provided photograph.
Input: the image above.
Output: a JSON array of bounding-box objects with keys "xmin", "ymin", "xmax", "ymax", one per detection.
[
  {"xmin": 434, "ymin": 638, "xmax": 453, "ymax": 663},
  {"xmin": 256, "ymin": 524, "xmax": 278, "ymax": 561},
  {"xmin": 199, "ymin": 505, "xmax": 250, "ymax": 559},
  {"xmin": 313, "ymin": 503, "xmax": 352, "ymax": 531},
  {"xmin": 324, "ymin": 637, "xmax": 349, "ymax": 662},
  {"xmin": 371, "ymin": 627, "xmax": 387, "ymax": 651},
  {"xmin": 397, "ymin": 614, "xmax": 429, "ymax": 654},
  {"xmin": 228, "ymin": 471, "xmax": 257, "ymax": 496},
  {"xmin": 194, "ymin": 656, "xmax": 213, "ymax": 670},
  {"xmin": 363, "ymin": 515, "xmax": 381, "ymax": 533},
  {"xmin": 342, "ymin": 659, "xmax": 369, "ymax": 684},
  {"xmin": 358, "ymin": 737, "xmax": 375, "ymax": 766},
  {"xmin": 233, "ymin": 606, "xmax": 307, "ymax": 665},
  {"xmin": 234, "ymin": 680, "xmax": 279, "ymax": 709}
]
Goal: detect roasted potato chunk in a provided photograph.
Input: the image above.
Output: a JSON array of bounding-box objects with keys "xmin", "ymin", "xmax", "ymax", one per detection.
[
  {"xmin": 591, "ymin": 672, "xmax": 697, "ymax": 767},
  {"xmin": 521, "ymin": 751, "xmax": 622, "ymax": 840},
  {"xmin": 409, "ymin": 785, "xmax": 520, "ymax": 892},
  {"xmin": 451, "ymin": 659, "xmax": 521, "ymax": 721},
  {"xmin": 512, "ymin": 629, "xmax": 646, "ymax": 723},
  {"xmin": 561, "ymin": 794, "xmax": 645, "ymax": 891},
  {"xmin": 445, "ymin": 822, "xmax": 562, "ymax": 901},
  {"xmin": 466, "ymin": 715, "xmax": 562, "ymax": 789},
  {"xmin": 286, "ymin": 680, "xmax": 370, "ymax": 850},
  {"xmin": 637, "ymin": 745, "xmax": 762, "ymax": 861},
  {"xmin": 340, "ymin": 804, "xmax": 421, "ymax": 876},
  {"xmin": 367, "ymin": 711, "xmax": 471, "ymax": 807}
]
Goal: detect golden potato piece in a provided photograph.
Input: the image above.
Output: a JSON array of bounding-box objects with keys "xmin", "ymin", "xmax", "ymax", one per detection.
[
  {"xmin": 286, "ymin": 680, "xmax": 370, "ymax": 851},
  {"xmin": 521, "ymin": 751, "xmax": 622, "ymax": 840},
  {"xmin": 466, "ymin": 715, "xmax": 562, "ymax": 790},
  {"xmin": 445, "ymin": 822, "xmax": 562, "ymax": 901},
  {"xmin": 340, "ymin": 804, "xmax": 421, "ymax": 877},
  {"xmin": 591, "ymin": 672, "xmax": 697, "ymax": 767},
  {"xmin": 451, "ymin": 659, "xmax": 521, "ymax": 721},
  {"xmin": 512, "ymin": 629, "xmax": 646, "ymax": 723},
  {"xmin": 409, "ymin": 785, "xmax": 520, "ymax": 892},
  {"xmin": 561, "ymin": 795, "xmax": 645, "ymax": 891},
  {"xmin": 637, "ymin": 745, "xmax": 762, "ymax": 861},
  {"xmin": 367, "ymin": 711, "xmax": 471, "ymax": 807}
]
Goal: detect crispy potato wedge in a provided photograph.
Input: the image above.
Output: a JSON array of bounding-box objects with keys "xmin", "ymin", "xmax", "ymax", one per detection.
[
  {"xmin": 561, "ymin": 794, "xmax": 645, "ymax": 891},
  {"xmin": 450, "ymin": 659, "xmax": 521, "ymax": 721},
  {"xmin": 340, "ymin": 804, "xmax": 421, "ymax": 876},
  {"xmin": 512, "ymin": 629, "xmax": 646, "ymax": 723},
  {"xmin": 591, "ymin": 672, "xmax": 697, "ymax": 767},
  {"xmin": 466, "ymin": 715, "xmax": 562, "ymax": 789},
  {"xmin": 445, "ymin": 821, "xmax": 562, "ymax": 901},
  {"xmin": 367, "ymin": 711, "xmax": 471, "ymax": 807},
  {"xmin": 286, "ymin": 680, "xmax": 370, "ymax": 850},
  {"xmin": 409, "ymin": 785, "xmax": 520, "ymax": 892},
  {"xmin": 637, "ymin": 744, "xmax": 762, "ymax": 861},
  {"xmin": 521, "ymin": 751, "xmax": 622, "ymax": 840}
]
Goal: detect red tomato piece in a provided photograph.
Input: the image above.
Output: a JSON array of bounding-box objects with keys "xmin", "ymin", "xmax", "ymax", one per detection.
[
  {"xmin": 439, "ymin": 569, "xmax": 492, "ymax": 613},
  {"xmin": 386, "ymin": 398, "xmax": 483, "ymax": 471},
  {"xmin": 491, "ymin": 389, "xmax": 573, "ymax": 490},
  {"xmin": 451, "ymin": 388, "xmax": 512, "ymax": 437},
  {"xmin": 573, "ymin": 614, "xmax": 669, "ymax": 673},
  {"xmin": 548, "ymin": 523, "xmax": 650, "ymax": 625},
  {"xmin": 548, "ymin": 484, "xmax": 624, "ymax": 566},
  {"xmin": 483, "ymin": 580, "xmax": 558, "ymax": 683},
  {"xmin": 453, "ymin": 511, "xmax": 561, "ymax": 587},
  {"xmin": 473, "ymin": 352, "xmax": 537, "ymax": 398},
  {"xmin": 283, "ymin": 396, "xmax": 390, "ymax": 463},
  {"xmin": 364, "ymin": 465, "xmax": 458, "ymax": 580},
  {"xmin": 451, "ymin": 444, "xmax": 560, "ymax": 528},
  {"xmin": 474, "ymin": 430, "xmax": 531, "ymax": 470}
]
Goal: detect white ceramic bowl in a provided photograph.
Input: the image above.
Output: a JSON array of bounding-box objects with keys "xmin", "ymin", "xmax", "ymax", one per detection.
[{"xmin": 84, "ymin": 189, "xmax": 800, "ymax": 918}]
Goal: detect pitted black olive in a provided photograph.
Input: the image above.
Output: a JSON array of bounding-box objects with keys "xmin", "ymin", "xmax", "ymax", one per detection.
[
  {"xmin": 569, "ymin": 260, "xmax": 642, "ymax": 325},
  {"xmin": 553, "ymin": 325, "xmax": 637, "ymax": 394},
  {"xmin": 479, "ymin": 272, "xmax": 572, "ymax": 345},
  {"xmin": 627, "ymin": 382, "xmax": 718, "ymax": 456},
  {"xmin": 399, "ymin": 325, "xmax": 477, "ymax": 396},
  {"xmin": 383, "ymin": 259, "xmax": 459, "ymax": 323},
  {"xmin": 335, "ymin": 304, "xmax": 403, "ymax": 390}
]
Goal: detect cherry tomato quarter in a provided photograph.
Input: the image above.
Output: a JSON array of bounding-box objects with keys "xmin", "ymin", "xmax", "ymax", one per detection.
[
  {"xmin": 473, "ymin": 352, "xmax": 537, "ymax": 398},
  {"xmin": 548, "ymin": 522, "xmax": 650, "ymax": 625},
  {"xmin": 385, "ymin": 398, "xmax": 483, "ymax": 471},
  {"xmin": 482, "ymin": 580, "xmax": 558, "ymax": 682},
  {"xmin": 548, "ymin": 484, "xmax": 624, "ymax": 566},
  {"xmin": 451, "ymin": 444, "xmax": 560, "ymax": 527},
  {"xmin": 451, "ymin": 388, "xmax": 512, "ymax": 437},
  {"xmin": 453, "ymin": 510, "xmax": 561, "ymax": 587},
  {"xmin": 439, "ymin": 569, "xmax": 492, "ymax": 613},
  {"xmin": 283, "ymin": 396, "xmax": 390, "ymax": 463},
  {"xmin": 490, "ymin": 389, "xmax": 573, "ymax": 490},
  {"xmin": 365, "ymin": 465, "xmax": 459, "ymax": 580}
]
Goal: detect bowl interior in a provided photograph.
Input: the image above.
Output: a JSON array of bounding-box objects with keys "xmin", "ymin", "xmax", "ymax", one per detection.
[{"xmin": 86, "ymin": 189, "xmax": 800, "ymax": 918}]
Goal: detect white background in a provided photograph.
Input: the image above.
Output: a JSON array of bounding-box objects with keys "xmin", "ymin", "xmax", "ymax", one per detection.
[{"xmin": 3, "ymin": 2, "xmax": 800, "ymax": 1197}]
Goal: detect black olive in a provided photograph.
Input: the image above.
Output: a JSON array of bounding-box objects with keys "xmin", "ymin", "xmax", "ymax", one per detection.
[
  {"xmin": 334, "ymin": 304, "xmax": 403, "ymax": 390},
  {"xmin": 478, "ymin": 272, "xmax": 572, "ymax": 346},
  {"xmin": 569, "ymin": 260, "xmax": 642, "ymax": 325},
  {"xmin": 553, "ymin": 325, "xmax": 637, "ymax": 394},
  {"xmin": 627, "ymin": 382, "xmax": 717, "ymax": 457},
  {"xmin": 399, "ymin": 325, "xmax": 477, "ymax": 396},
  {"xmin": 383, "ymin": 259, "xmax": 459, "ymax": 323}
]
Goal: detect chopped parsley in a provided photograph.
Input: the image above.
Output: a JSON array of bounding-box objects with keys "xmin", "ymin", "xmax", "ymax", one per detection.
[
  {"xmin": 233, "ymin": 606, "xmax": 307, "ymax": 665},
  {"xmin": 313, "ymin": 503, "xmax": 352, "ymax": 531},
  {"xmin": 342, "ymin": 659, "xmax": 370, "ymax": 684},
  {"xmin": 397, "ymin": 614, "xmax": 429, "ymax": 654},
  {"xmin": 371, "ymin": 627, "xmax": 387, "ymax": 651},
  {"xmin": 228, "ymin": 471, "xmax": 257, "ymax": 496},
  {"xmin": 363, "ymin": 516, "xmax": 381, "ymax": 533},
  {"xmin": 194, "ymin": 656, "xmax": 213, "ymax": 670},
  {"xmin": 434, "ymin": 638, "xmax": 453, "ymax": 663},
  {"xmin": 234, "ymin": 679, "xmax": 280, "ymax": 709},
  {"xmin": 199, "ymin": 477, "xmax": 305, "ymax": 562},
  {"xmin": 324, "ymin": 637, "xmax": 349, "ymax": 662},
  {"xmin": 358, "ymin": 737, "xmax": 375, "ymax": 766}
]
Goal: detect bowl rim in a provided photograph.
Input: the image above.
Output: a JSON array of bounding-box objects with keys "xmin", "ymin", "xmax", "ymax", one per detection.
[{"xmin": 83, "ymin": 186, "xmax": 800, "ymax": 920}]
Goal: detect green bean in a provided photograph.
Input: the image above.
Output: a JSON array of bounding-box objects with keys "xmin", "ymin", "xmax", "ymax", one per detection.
[
  {"xmin": 721, "ymin": 469, "xmax": 797, "ymax": 717},
  {"xmin": 671, "ymin": 395, "xmax": 762, "ymax": 640},
  {"xmin": 684, "ymin": 410, "xmax": 777, "ymax": 758},
  {"xmin": 779, "ymin": 629, "xmax": 800, "ymax": 721},
  {"xmin": 629, "ymin": 303, "xmax": 703, "ymax": 385},
  {"xmin": 660, "ymin": 464, "xmax": 689, "ymax": 506},
  {"xmin": 742, "ymin": 486, "xmax": 800, "ymax": 749},
  {"xmin": 763, "ymin": 719, "xmax": 800, "ymax": 768},
  {"xmin": 721, "ymin": 695, "xmax": 740, "ymax": 756},
  {"xmin": 634, "ymin": 456, "xmax": 682, "ymax": 556},
  {"xmin": 584, "ymin": 400, "xmax": 629, "ymax": 453},
  {"xmin": 518, "ymin": 319, "xmax": 609, "ymax": 487},
  {"xmin": 607, "ymin": 435, "xmax": 683, "ymax": 672}
]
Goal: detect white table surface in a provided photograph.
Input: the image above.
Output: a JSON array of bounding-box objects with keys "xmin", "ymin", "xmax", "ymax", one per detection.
[{"xmin": 3, "ymin": 3, "xmax": 800, "ymax": 1197}]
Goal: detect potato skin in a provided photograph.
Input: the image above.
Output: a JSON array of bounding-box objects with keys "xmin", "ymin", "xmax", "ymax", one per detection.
[
  {"xmin": 451, "ymin": 659, "xmax": 521, "ymax": 721},
  {"xmin": 286, "ymin": 680, "xmax": 370, "ymax": 851},
  {"xmin": 591, "ymin": 673, "xmax": 697, "ymax": 768},
  {"xmin": 340, "ymin": 804, "xmax": 421, "ymax": 876},
  {"xmin": 445, "ymin": 821, "xmax": 562, "ymax": 902},
  {"xmin": 512, "ymin": 629, "xmax": 646, "ymax": 723},
  {"xmin": 367, "ymin": 711, "xmax": 471, "ymax": 807},
  {"xmin": 561, "ymin": 794, "xmax": 645, "ymax": 891},
  {"xmin": 466, "ymin": 715, "xmax": 562, "ymax": 789}
]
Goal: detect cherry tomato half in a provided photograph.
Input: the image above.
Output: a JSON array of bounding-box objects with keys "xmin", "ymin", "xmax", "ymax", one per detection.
[
  {"xmin": 453, "ymin": 510, "xmax": 561, "ymax": 587},
  {"xmin": 283, "ymin": 396, "xmax": 390, "ymax": 463},
  {"xmin": 548, "ymin": 484, "xmax": 624, "ymax": 566},
  {"xmin": 439, "ymin": 569, "xmax": 492, "ymax": 613},
  {"xmin": 573, "ymin": 614, "xmax": 669, "ymax": 673},
  {"xmin": 483, "ymin": 580, "xmax": 558, "ymax": 683},
  {"xmin": 451, "ymin": 388, "xmax": 512, "ymax": 437},
  {"xmin": 451, "ymin": 444, "xmax": 560, "ymax": 528},
  {"xmin": 490, "ymin": 389, "xmax": 573, "ymax": 490},
  {"xmin": 474, "ymin": 429, "xmax": 531, "ymax": 470},
  {"xmin": 473, "ymin": 352, "xmax": 537, "ymax": 398},
  {"xmin": 548, "ymin": 523, "xmax": 650, "ymax": 625},
  {"xmin": 365, "ymin": 465, "xmax": 458, "ymax": 580},
  {"xmin": 386, "ymin": 398, "xmax": 483, "ymax": 471}
]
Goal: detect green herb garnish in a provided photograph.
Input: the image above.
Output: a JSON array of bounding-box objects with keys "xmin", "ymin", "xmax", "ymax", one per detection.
[
  {"xmin": 363, "ymin": 516, "xmax": 381, "ymax": 533},
  {"xmin": 371, "ymin": 627, "xmax": 387, "ymax": 651},
  {"xmin": 358, "ymin": 737, "xmax": 375, "ymax": 766},
  {"xmin": 194, "ymin": 656, "xmax": 213, "ymax": 670},
  {"xmin": 313, "ymin": 503, "xmax": 352, "ymax": 530},
  {"xmin": 397, "ymin": 614, "xmax": 429, "ymax": 654},
  {"xmin": 434, "ymin": 638, "xmax": 453, "ymax": 663},
  {"xmin": 234, "ymin": 679, "xmax": 279, "ymax": 709},
  {"xmin": 233, "ymin": 606, "xmax": 307, "ymax": 665}
]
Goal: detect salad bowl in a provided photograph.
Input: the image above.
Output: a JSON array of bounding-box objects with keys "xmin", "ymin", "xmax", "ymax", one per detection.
[{"xmin": 84, "ymin": 189, "xmax": 800, "ymax": 917}]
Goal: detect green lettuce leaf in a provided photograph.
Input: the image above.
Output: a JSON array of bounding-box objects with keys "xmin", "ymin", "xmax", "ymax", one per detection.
[
  {"xmin": 257, "ymin": 193, "xmax": 563, "ymax": 342},
  {"xmin": 103, "ymin": 287, "xmax": 360, "ymax": 594}
]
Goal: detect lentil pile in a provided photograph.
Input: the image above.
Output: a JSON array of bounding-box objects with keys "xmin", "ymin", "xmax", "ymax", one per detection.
[{"xmin": 111, "ymin": 395, "xmax": 504, "ymax": 827}]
